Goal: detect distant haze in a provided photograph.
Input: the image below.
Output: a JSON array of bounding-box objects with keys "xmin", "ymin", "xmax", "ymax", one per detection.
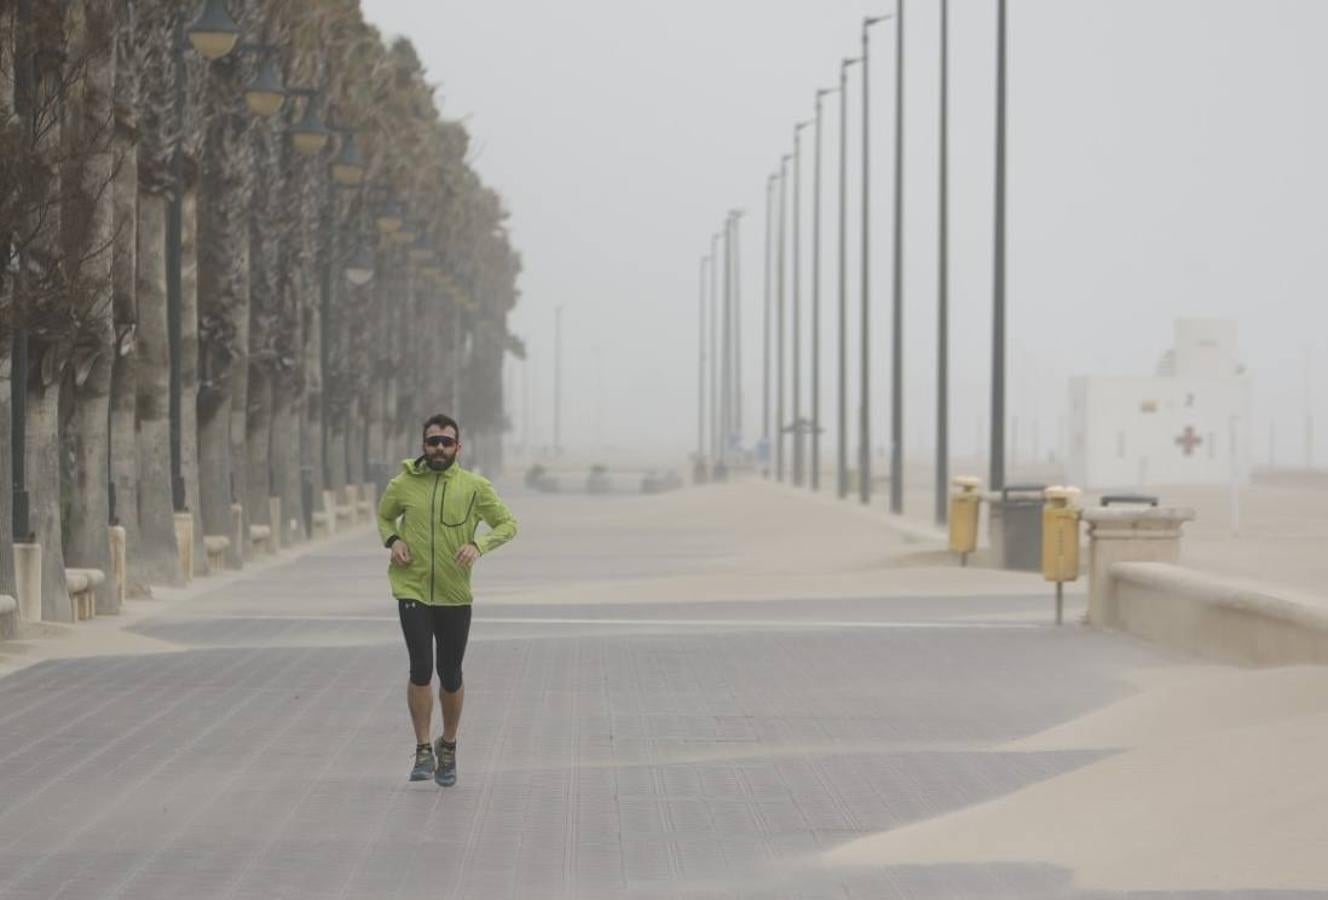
[{"xmin": 362, "ymin": 1, "xmax": 1328, "ymax": 474}]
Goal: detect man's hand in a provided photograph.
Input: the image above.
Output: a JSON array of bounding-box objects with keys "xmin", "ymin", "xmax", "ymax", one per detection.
[
  {"xmin": 455, "ymin": 542, "xmax": 480, "ymax": 569},
  {"xmin": 390, "ymin": 539, "xmax": 412, "ymax": 567}
]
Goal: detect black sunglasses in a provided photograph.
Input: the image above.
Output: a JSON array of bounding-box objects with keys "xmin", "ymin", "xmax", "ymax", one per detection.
[{"xmin": 425, "ymin": 435, "xmax": 457, "ymax": 448}]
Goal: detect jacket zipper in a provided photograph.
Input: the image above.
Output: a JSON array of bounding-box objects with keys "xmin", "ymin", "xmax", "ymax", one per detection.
[{"xmin": 429, "ymin": 472, "xmax": 440, "ymax": 602}]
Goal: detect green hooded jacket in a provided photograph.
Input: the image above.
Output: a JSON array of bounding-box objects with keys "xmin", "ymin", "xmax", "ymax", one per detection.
[{"xmin": 376, "ymin": 457, "xmax": 518, "ymax": 606}]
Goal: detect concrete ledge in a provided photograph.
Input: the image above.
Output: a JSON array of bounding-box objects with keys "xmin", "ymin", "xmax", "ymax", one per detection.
[
  {"xmin": 65, "ymin": 568, "xmax": 105, "ymax": 621},
  {"xmin": 1108, "ymin": 561, "xmax": 1328, "ymax": 665},
  {"xmin": 249, "ymin": 524, "xmax": 275, "ymax": 555},
  {"xmin": 203, "ymin": 535, "xmax": 232, "ymax": 572}
]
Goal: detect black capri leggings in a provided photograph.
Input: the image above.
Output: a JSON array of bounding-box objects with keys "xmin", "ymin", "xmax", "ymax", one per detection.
[{"xmin": 397, "ymin": 599, "xmax": 472, "ymax": 692}]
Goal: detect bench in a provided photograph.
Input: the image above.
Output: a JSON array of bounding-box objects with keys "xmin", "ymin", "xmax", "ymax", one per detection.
[
  {"xmin": 65, "ymin": 568, "xmax": 105, "ymax": 621},
  {"xmin": 203, "ymin": 535, "xmax": 231, "ymax": 572}
]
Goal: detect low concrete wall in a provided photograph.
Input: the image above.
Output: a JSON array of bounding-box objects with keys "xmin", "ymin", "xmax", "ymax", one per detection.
[{"xmin": 1107, "ymin": 561, "xmax": 1328, "ymax": 666}]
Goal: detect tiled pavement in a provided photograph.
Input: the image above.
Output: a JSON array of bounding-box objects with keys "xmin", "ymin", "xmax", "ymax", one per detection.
[{"xmin": 0, "ymin": 486, "xmax": 1322, "ymax": 899}]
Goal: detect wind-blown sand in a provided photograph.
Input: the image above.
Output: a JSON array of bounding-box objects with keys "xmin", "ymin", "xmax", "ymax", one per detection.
[{"xmin": 824, "ymin": 664, "xmax": 1328, "ymax": 891}]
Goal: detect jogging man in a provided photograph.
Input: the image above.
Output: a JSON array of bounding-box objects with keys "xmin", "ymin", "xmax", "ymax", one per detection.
[{"xmin": 377, "ymin": 414, "xmax": 517, "ymax": 785}]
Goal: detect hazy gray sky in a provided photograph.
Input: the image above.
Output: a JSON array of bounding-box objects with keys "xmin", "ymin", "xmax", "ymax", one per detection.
[{"xmin": 361, "ymin": 0, "xmax": 1328, "ymax": 472}]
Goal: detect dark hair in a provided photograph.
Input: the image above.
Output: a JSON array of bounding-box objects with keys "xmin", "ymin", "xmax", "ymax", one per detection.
[
  {"xmin": 422, "ymin": 416, "xmax": 459, "ymax": 443},
  {"xmin": 422, "ymin": 414, "xmax": 460, "ymax": 442}
]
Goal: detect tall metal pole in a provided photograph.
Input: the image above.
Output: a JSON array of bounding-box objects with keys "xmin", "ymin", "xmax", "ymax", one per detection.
[
  {"xmin": 701, "ymin": 253, "xmax": 711, "ymax": 469},
  {"xmin": 763, "ymin": 175, "xmax": 774, "ymax": 474},
  {"xmin": 990, "ymin": 0, "xmax": 1008, "ymax": 491},
  {"xmin": 709, "ymin": 232, "xmax": 721, "ymax": 463},
  {"xmin": 777, "ymin": 156, "xmax": 789, "ymax": 482},
  {"xmin": 860, "ymin": 15, "xmax": 889, "ymax": 504},
  {"xmin": 838, "ymin": 58, "xmax": 859, "ymax": 500},
  {"xmin": 167, "ymin": 10, "xmax": 187, "ymax": 511},
  {"xmin": 813, "ymin": 90, "xmax": 834, "ymax": 493},
  {"xmin": 554, "ymin": 305, "xmax": 563, "ymax": 456},
  {"xmin": 721, "ymin": 220, "xmax": 733, "ymax": 469},
  {"xmin": 731, "ymin": 212, "xmax": 743, "ymax": 446},
  {"xmin": 935, "ymin": 0, "xmax": 950, "ymax": 524},
  {"xmin": 792, "ymin": 122, "xmax": 808, "ymax": 487},
  {"xmin": 889, "ymin": 2, "xmax": 906, "ymax": 514}
]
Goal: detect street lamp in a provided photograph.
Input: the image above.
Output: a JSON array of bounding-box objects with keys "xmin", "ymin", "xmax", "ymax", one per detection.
[
  {"xmin": 889, "ymin": 1, "xmax": 907, "ymax": 515},
  {"xmin": 762, "ymin": 173, "xmax": 776, "ymax": 477},
  {"xmin": 393, "ymin": 219, "xmax": 418, "ymax": 245},
  {"xmin": 776, "ymin": 154, "xmax": 789, "ymax": 482},
  {"xmin": 330, "ymin": 131, "xmax": 365, "ymax": 186},
  {"xmin": 408, "ymin": 231, "xmax": 435, "ymax": 263},
  {"xmin": 813, "ymin": 87, "xmax": 837, "ymax": 493},
  {"xmin": 990, "ymin": 0, "xmax": 1009, "ymax": 491},
  {"xmin": 838, "ymin": 56, "xmax": 860, "ymax": 500},
  {"xmin": 289, "ymin": 90, "xmax": 330, "ymax": 155},
  {"xmin": 243, "ymin": 49, "xmax": 285, "ymax": 117},
  {"xmin": 375, "ymin": 196, "xmax": 404, "ymax": 235},
  {"xmin": 935, "ymin": 0, "xmax": 951, "ymax": 525},
  {"xmin": 186, "ymin": 0, "xmax": 240, "ymax": 60},
  {"xmin": 792, "ymin": 120, "xmax": 810, "ymax": 487},
  {"xmin": 344, "ymin": 242, "xmax": 375, "ymax": 287},
  {"xmin": 860, "ymin": 12, "xmax": 891, "ymax": 505}
]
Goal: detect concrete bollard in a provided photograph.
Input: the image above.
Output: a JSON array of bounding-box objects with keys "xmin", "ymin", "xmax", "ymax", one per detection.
[
  {"xmin": 1081, "ymin": 506, "xmax": 1196, "ymax": 628},
  {"xmin": 13, "ymin": 542, "xmax": 42, "ymax": 622},
  {"xmin": 322, "ymin": 490, "xmax": 338, "ymax": 534},
  {"xmin": 229, "ymin": 503, "xmax": 245, "ymax": 568},
  {"xmin": 203, "ymin": 536, "xmax": 231, "ymax": 572},
  {"xmin": 268, "ymin": 496, "xmax": 283, "ymax": 549},
  {"xmin": 107, "ymin": 525, "xmax": 127, "ymax": 609},
  {"xmin": 173, "ymin": 512, "xmax": 194, "ymax": 582}
]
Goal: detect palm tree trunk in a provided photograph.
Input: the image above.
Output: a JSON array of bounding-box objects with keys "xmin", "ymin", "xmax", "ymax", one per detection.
[{"xmin": 134, "ymin": 190, "xmax": 183, "ymax": 586}]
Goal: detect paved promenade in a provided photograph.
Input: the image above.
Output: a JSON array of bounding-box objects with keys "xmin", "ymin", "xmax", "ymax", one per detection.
[{"xmin": 0, "ymin": 479, "xmax": 1322, "ymax": 898}]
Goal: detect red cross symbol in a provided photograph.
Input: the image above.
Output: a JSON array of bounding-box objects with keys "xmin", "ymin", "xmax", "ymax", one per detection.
[{"xmin": 1175, "ymin": 426, "xmax": 1202, "ymax": 456}]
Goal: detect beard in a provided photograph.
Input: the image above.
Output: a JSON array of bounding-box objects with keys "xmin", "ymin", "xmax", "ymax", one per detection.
[{"xmin": 427, "ymin": 455, "xmax": 454, "ymax": 471}]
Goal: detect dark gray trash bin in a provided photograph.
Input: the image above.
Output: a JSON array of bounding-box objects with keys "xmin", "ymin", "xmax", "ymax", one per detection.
[{"xmin": 995, "ymin": 484, "xmax": 1046, "ymax": 572}]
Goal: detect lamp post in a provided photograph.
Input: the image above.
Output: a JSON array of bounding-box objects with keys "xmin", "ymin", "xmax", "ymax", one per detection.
[
  {"xmin": 729, "ymin": 210, "xmax": 744, "ymax": 457},
  {"xmin": 860, "ymin": 13, "xmax": 891, "ymax": 504},
  {"xmin": 762, "ymin": 174, "xmax": 775, "ymax": 476},
  {"xmin": 709, "ymin": 231, "xmax": 720, "ymax": 466},
  {"xmin": 889, "ymin": 1, "xmax": 906, "ymax": 515},
  {"xmin": 813, "ymin": 87, "xmax": 836, "ymax": 493},
  {"xmin": 697, "ymin": 253, "xmax": 708, "ymax": 477},
  {"xmin": 838, "ymin": 57, "xmax": 860, "ymax": 499},
  {"xmin": 935, "ymin": 0, "xmax": 950, "ymax": 525},
  {"xmin": 776, "ymin": 154, "xmax": 789, "ymax": 482},
  {"xmin": 990, "ymin": 0, "xmax": 1008, "ymax": 491},
  {"xmin": 792, "ymin": 121, "xmax": 810, "ymax": 487},
  {"xmin": 554, "ymin": 305, "xmax": 563, "ymax": 456},
  {"xmin": 721, "ymin": 219, "xmax": 732, "ymax": 473}
]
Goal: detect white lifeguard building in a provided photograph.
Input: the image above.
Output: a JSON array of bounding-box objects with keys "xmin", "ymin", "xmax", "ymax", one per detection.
[{"xmin": 1067, "ymin": 319, "xmax": 1252, "ymax": 489}]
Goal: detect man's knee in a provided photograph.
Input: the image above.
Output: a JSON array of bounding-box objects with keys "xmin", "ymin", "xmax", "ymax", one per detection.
[
  {"xmin": 408, "ymin": 663, "xmax": 433, "ymax": 687},
  {"xmin": 439, "ymin": 668, "xmax": 463, "ymax": 694}
]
